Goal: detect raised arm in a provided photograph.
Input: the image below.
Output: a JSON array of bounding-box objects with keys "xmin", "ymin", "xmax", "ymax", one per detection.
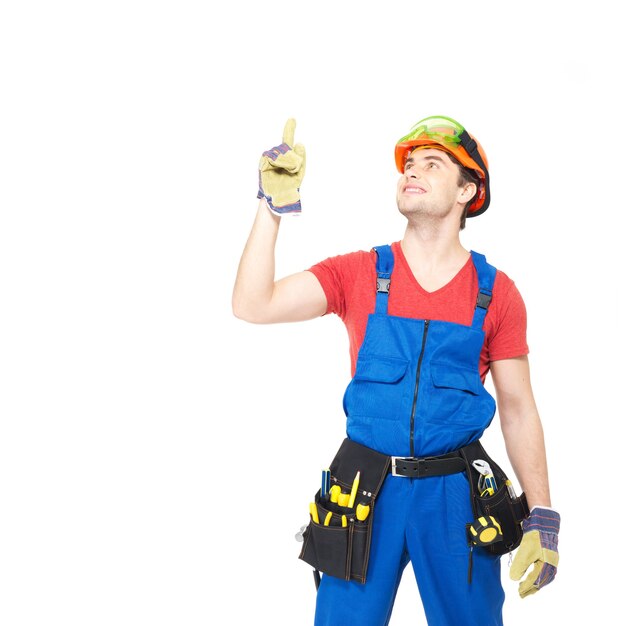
[
  {"xmin": 232, "ymin": 120, "xmax": 327, "ymax": 324},
  {"xmin": 232, "ymin": 199, "xmax": 327, "ymax": 323}
]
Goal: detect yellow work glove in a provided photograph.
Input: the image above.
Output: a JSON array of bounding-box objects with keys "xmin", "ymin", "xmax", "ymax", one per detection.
[
  {"xmin": 510, "ymin": 507, "xmax": 560, "ymax": 598},
  {"xmin": 257, "ymin": 118, "xmax": 306, "ymax": 216}
]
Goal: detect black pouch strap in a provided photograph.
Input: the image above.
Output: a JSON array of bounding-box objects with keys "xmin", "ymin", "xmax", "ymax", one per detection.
[
  {"xmin": 390, "ymin": 453, "xmax": 466, "ymax": 477},
  {"xmin": 330, "ymin": 438, "xmax": 391, "ymax": 497}
]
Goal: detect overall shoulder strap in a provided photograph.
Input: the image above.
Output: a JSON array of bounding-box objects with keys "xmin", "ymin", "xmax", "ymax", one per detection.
[
  {"xmin": 470, "ymin": 251, "xmax": 497, "ymax": 330},
  {"xmin": 372, "ymin": 244, "xmax": 394, "ymax": 315}
]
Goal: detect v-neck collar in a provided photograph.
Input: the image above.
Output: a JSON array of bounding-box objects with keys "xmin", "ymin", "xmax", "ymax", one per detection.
[{"xmin": 393, "ymin": 241, "xmax": 472, "ymax": 296}]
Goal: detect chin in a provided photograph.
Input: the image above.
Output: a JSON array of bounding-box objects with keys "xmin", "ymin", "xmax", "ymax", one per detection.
[{"xmin": 397, "ymin": 202, "xmax": 423, "ymax": 217}]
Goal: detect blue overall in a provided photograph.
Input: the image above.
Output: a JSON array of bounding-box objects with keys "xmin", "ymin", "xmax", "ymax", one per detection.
[{"xmin": 315, "ymin": 246, "xmax": 505, "ymax": 626}]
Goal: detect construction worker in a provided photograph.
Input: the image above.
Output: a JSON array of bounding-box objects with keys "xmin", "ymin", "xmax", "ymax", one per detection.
[{"xmin": 232, "ymin": 116, "xmax": 560, "ymax": 626}]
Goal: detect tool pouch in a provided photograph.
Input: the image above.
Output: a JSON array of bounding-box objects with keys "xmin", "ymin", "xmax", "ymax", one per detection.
[
  {"xmin": 460, "ymin": 440, "xmax": 530, "ymax": 555},
  {"xmin": 299, "ymin": 438, "xmax": 391, "ymax": 584}
]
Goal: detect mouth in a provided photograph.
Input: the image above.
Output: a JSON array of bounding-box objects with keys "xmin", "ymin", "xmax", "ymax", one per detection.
[{"xmin": 403, "ymin": 184, "xmax": 427, "ymax": 194}]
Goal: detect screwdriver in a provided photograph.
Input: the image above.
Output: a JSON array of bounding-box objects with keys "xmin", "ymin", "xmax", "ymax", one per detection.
[{"xmin": 309, "ymin": 503, "xmax": 320, "ymax": 524}]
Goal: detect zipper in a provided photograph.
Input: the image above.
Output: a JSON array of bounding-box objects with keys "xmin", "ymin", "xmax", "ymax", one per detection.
[{"xmin": 409, "ymin": 319, "xmax": 430, "ymax": 457}]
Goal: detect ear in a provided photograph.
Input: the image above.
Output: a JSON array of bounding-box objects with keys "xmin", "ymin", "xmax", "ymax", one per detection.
[{"xmin": 458, "ymin": 182, "xmax": 477, "ymax": 203}]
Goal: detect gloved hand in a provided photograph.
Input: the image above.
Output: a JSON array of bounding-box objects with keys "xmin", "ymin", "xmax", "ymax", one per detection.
[
  {"xmin": 257, "ymin": 118, "xmax": 306, "ymax": 216},
  {"xmin": 510, "ymin": 507, "xmax": 560, "ymax": 598}
]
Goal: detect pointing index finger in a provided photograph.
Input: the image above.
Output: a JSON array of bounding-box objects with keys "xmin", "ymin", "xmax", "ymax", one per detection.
[{"xmin": 282, "ymin": 118, "xmax": 296, "ymax": 147}]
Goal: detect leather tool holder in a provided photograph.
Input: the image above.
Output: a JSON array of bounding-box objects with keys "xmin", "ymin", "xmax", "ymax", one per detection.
[
  {"xmin": 460, "ymin": 440, "xmax": 530, "ymax": 556},
  {"xmin": 299, "ymin": 438, "xmax": 390, "ymax": 584}
]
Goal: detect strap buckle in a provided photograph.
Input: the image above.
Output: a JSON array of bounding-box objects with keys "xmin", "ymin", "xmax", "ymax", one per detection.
[
  {"xmin": 390, "ymin": 456, "xmax": 412, "ymax": 477},
  {"xmin": 376, "ymin": 277, "xmax": 390, "ymax": 294},
  {"xmin": 390, "ymin": 454, "xmax": 465, "ymax": 478},
  {"xmin": 476, "ymin": 289, "xmax": 492, "ymax": 309}
]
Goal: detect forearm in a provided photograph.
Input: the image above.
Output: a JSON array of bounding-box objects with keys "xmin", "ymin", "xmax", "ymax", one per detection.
[
  {"xmin": 501, "ymin": 411, "xmax": 552, "ymax": 510},
  {"xmin": 232, "ymin": 199, "xmax": 281, "ymax": 321}
]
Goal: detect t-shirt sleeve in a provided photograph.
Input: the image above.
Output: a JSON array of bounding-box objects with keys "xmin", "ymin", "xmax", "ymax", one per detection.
[
  {"xmin": 488, "ymin": 272, "xmax": 530, "ymax": 361},
  {"xmin": 307, "ymin": 250, "xmax": 369, "ymax": 318}
]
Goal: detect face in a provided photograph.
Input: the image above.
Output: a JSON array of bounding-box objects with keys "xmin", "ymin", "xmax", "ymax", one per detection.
[{"xmin": 396, "ymin": 147, "xmax": 472, "ymax": 221}]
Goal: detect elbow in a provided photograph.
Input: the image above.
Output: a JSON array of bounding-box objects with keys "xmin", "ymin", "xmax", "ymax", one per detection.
[
  {"xmin": 231, "ymin": 296, "xmax": 267, "ymax": 324},
  {"xmin": 231, "ymin": 297, "xmax": 252, "ymax": 322}
]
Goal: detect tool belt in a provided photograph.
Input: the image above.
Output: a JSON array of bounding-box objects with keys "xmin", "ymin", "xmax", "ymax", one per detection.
[
  {"xmin": 299, "ymin": 438, "xmax": 529, "ymax": 584},
  {"xmin": 299, "ymin": 438, "xmax": 390, "ymax": 584},
  {"xmin": 459, "ymin": 440, "xmax": 530, "ymax": 556}
]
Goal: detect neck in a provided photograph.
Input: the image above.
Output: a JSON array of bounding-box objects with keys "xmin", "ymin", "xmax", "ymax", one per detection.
[{"xmin": 401, "ymin": 220, "xmax": 467, "ymax": 271}]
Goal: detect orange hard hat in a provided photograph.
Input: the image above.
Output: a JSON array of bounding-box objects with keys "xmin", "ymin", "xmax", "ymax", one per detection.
[{"xmin": 395, "ymin": 116, "xmax": 490, "ymax": 216}]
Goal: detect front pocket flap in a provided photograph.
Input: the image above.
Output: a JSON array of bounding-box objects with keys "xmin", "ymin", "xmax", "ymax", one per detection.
[
  {"xmin": 353, "ymin": 356, "xmax": 409, "ymax": 383},
  {"xmin": 431, "ymin": 363, "xmax": 480, "ymax": 395}
]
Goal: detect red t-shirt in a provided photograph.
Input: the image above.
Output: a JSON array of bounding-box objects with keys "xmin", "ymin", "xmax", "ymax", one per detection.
[{"xmin": 308, "ymin": 241, "xmax": 529, "ymax": 382}]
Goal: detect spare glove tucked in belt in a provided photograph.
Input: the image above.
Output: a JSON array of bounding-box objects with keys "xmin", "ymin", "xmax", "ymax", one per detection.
[
  {"xmin": 257, "ymin": 118, "xmax": 306, "ymax": 216},
  {"xmin": 509, "ymin": 506, "xmax": 560, "ymax": 598}
]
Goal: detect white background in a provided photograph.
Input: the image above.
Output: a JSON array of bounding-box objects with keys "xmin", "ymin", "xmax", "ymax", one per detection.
[{"xmin": 1, "ymin": 1, "xmax": 624, "ymax": 624}]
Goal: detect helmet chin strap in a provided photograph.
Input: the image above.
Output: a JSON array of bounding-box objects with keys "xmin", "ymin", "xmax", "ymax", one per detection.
[{"xmin": 459, "ymin": 130, "xmax": 490, "ymax": 217}]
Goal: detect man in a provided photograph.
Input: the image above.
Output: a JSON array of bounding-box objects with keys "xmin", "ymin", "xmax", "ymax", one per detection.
[{"xmin": 232, "ymin": 116, "xmax": 560, "ymax": 626}]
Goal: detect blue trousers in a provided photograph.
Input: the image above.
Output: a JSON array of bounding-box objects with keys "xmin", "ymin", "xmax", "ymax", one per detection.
[{"xmin": 314, "ymin": 473, "xmax": 504, "ymax": 626}]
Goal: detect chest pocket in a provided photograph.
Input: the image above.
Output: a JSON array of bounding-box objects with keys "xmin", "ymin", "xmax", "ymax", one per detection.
[
  {"xmin": 344, "ymin": 355, "xmax": 410, "ymax": 421},
  {"xmin": 430, "ymin": 363, "xmax": 480, "ymax": 395},
  {"xmin": 353, "ymin": 356, "xmax": 408, "ymax": 383},
  {"xmin": 427, "ymin": 362, "xmax": 484, "ymax": 425}
]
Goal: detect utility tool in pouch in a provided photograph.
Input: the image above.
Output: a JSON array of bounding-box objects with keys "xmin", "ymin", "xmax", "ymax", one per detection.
[
  {"xmin": 298, "ymin": 439, "xmax": 390, "ymax": 584},
  {"xmin": 472, "ymin": 459, "xmax": 497, "ymax": 497}
]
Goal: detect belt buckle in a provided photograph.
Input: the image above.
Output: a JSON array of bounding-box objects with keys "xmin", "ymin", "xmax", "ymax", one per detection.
[{"xmin": 391, "ymin": 456, "xmax": 410, "ymax": 477}]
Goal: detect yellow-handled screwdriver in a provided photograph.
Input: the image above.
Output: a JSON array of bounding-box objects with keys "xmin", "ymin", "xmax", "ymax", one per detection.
[
  {"xmin": 356, "ymin": 503, "xmax": 370, "ymax": 521},
  {"xmin": 338, "ymin": 493, "xmax": 350, "ymax": 507},
  {"xmin": 329, "ymin": 485, "xmax": 341, "ymax": 503}
]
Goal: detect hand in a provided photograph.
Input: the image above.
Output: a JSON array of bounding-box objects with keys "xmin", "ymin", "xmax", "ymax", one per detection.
[
  {"xmin": 510, "ymin": 507, "xmax": 560, "ymax": 598},
  {"xmin": 257, "ymin": 118, "xmax": 306, "ymax": 216}
]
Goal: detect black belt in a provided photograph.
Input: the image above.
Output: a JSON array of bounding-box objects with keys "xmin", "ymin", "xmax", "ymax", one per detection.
[{"xmin": 390, "ymin": 452, "xmax": 466, "ymax": 478}]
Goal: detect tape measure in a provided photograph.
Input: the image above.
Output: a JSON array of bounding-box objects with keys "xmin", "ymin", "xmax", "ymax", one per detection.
[{"xmin": 467, "ymin": 516, "xmax": 503, "ymax": 546}]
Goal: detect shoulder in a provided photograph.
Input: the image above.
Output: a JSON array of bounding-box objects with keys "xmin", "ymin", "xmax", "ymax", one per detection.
[
  {"xmin": 308, "ymin": 247, "xmax": 377, "ymax": 278},
  {"xmin": 472, "ymin": 255, "xmax": 527, "ymax": 323},
  {"xmin": 307, "ymin": 247, "xmax": 377, "ymax": 317},
  {"xmin": 472, "ymin": 252, "xmax": 523, "ymax": 304},
  {"xmin": 494, "ymin": 268, "xmax": 515, "ymax": 292},
  {"xmin": 485, "ymin": 265, "xmax": 529, "ymax": 358},
  {"xmin": 476, "ymin": 255, "xmax": 528, "ymax": 331},
  {"xmin": 493, "ymin": 268, "xmax": 524, "ymax": 305}
]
